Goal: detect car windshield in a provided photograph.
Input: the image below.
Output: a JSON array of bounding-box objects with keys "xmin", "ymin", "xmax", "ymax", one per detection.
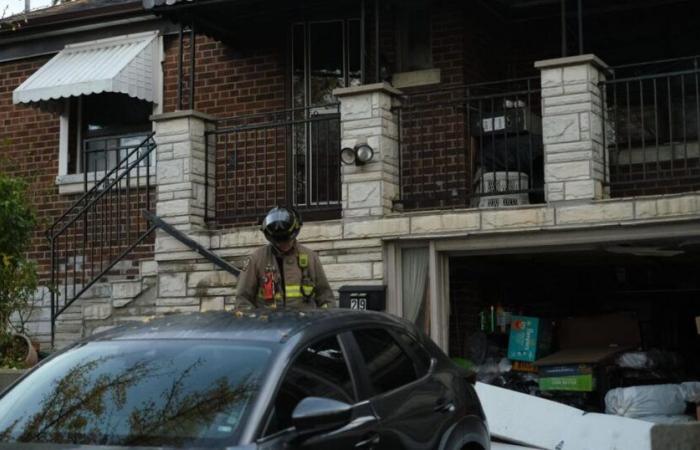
[{"xmin": 0, "ymin": 339, "xmax": 271, "ymax": 447}]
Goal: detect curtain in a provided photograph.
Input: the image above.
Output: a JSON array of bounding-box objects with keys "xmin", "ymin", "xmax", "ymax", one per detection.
[{"xmin": 401, "ymin": 247, "xmax": 429, "ymax": 325}]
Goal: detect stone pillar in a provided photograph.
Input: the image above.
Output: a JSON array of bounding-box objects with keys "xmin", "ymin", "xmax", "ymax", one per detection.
[
  {"xmin": 151, "ymin": 110, "xmax": 216, "ymax": 230},
  {"xmin": 334, "ymin": 82, "xmax": 402, "ymax": 217},
  {"xmin": 535, "ymin": 54, "xmax": 609, "ymax": 202}
]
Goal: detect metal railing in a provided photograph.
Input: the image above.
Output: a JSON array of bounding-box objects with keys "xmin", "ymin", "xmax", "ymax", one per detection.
[
  {"xmin": 47, "ymin": 133, "xmax": 157, "ymax": 344},
  {"xmin": 395, "ymin": 78, "xmax": 544, "ymax": 210},
  {"xmin": 602, "ymin": 56, "xmax": 700, "ymax": 197},
  {"xmin": 207, "ymin": 105, "xmax": 341, "ymax": 224}
]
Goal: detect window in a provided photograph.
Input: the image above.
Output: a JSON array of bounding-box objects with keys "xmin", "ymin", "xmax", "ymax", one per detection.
[
  {"xmin": 64, "ymin": 93, "xmax": 153, "ymax": 176},
  {"xmin": 353, "ymin": 328, "xmax": 418, "ymax": 396},
  {"xmin": 291, "ymin": 19, "xmax": 360, "ymax": 207},
  {"xmin": 0, "ymin": 340, "xmax": 270, "ymax": 447},
  {"xmin": 396, "ymin": 331, "xmax": 432, "ymax": 378},
  {"xmin": 266, "ymin": 335, "xmax": 354, "ymax": 435},
  {"xmin": 401, "ymin": 247, "xmax": 430, "ymax": 334},
  {"xmin": 395, "ymin": 0, "xmax": 432, "ymax": 72}
]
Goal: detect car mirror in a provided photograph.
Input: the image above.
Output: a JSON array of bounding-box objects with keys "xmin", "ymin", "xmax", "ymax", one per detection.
[{"xmin": 292, "ymin": 397, "xmax": 353, "ymax": 436}]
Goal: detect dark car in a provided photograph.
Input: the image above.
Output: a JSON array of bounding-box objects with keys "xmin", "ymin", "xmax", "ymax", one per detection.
[{"xmin": 0, "ymin": 310, "xmax": 489, "ymax": 450}]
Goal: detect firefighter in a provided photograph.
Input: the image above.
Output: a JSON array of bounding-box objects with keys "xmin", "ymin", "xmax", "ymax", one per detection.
[{"xmin": 235, "ymin": 206, "xmax": 333, "ymax": 310}]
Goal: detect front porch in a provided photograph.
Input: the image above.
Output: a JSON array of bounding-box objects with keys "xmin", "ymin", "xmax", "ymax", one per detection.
[{"xmin": 150, "ymin": 0, "xmax": 700, "ymax": 217}]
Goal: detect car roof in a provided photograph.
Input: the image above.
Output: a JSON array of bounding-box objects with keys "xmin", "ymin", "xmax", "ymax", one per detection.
[{"xmin": 89, "ymin": 309, "xmax": 407, "ymax": 344}]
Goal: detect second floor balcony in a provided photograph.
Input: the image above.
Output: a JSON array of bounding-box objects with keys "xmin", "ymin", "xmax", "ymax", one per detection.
[{"xmin": 146, "ymin": 0, "xmax": 700, "ymax": 218}]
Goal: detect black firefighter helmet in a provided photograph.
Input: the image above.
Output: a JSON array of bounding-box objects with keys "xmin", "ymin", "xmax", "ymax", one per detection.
[{"xmin": 261, "ymin": 207, "xmax": 302, "ymax": 245}]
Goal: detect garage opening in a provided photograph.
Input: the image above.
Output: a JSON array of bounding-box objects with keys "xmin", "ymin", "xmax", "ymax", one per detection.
[{"xmin": 448, "ymin": 241, "xmax": 700, "ymax": 421}]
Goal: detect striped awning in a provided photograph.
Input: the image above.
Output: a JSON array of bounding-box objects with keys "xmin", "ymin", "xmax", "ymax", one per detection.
[{"xmin": 13, "ymin": 31, "xmax": 159, "ymax": 105}]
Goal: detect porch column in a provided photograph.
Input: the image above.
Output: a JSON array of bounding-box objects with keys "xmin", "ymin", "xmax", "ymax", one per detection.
[
  {"xmin": 151, "ymin": 110, "xmax": 216, "ymax": 230},
  {"xmin": 535, "ymin": 54, "xmax": 609, "ymax": 202},
  {"xmin": 334, "ymin": 83, "xmax": 402, "ymax": 218}
]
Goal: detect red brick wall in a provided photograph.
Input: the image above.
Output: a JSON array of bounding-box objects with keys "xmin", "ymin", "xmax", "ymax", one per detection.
[
  {"xmin": 162, "ymin": 34, "xmax": 286, "ymax": 117},
  {"xmin": 1, "ymin": 56, "xmax": 66, "ymax": 280}
]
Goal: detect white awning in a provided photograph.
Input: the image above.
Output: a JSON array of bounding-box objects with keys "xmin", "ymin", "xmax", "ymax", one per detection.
[{"xmin": 13, "ymin": 31, "xmax": 159, "ymax": 105}]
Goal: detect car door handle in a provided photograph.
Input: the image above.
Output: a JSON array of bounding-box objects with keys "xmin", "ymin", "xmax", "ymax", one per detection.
[
  {"xmin": 434, "ymin": 398, "xmax": 455, "ymax": 413},
  {"xmin": 355, "ymin": 433, "xmax": 380, "ymax": 448}
]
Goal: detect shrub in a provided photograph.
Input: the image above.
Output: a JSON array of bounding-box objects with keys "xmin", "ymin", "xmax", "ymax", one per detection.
[{"xmin": 0, "ymin": 174, "xmax": 38, "ymax": 367}]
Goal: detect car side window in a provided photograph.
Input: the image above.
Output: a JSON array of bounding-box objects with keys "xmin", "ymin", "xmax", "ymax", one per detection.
[
  {"xmin": 265, "ymin": 335, "xmax": 354, "ymax": 436},
  {"xmin": 396, "ymin": 331, "xmax": 432, "ymax": 378},
  {"xmin": 352, "ymin": 328, "xmax": 418, "ymax": 396}
]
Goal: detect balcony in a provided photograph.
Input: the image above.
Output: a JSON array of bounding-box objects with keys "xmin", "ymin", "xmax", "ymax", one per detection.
[
  {"xmin": 395, "ymin": 78, "xmax": 544, "ymax": 211},
  {"xmin": 602, "ymin": 56, "xmax": 700, "ymax": 197},
  {"xmin": 207, "ymin": 105, "xmax": 342, "ymax": 226},
  {"xmin": 393, "ymin": 56, "xmax": 700, "ymax": 212}
]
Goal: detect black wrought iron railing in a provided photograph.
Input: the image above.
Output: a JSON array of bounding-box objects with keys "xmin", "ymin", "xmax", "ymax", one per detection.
[
  {"xmin": 395, "ymin": 78, "xmax": 544, "ymax": 210},
  {"xmin": 207, "ymin": 105, "xmax": 341, "ymax": 224},
  {"xmin": 602, "ymin": 56, "xmax": 700, "ymax": 197},
  {"xmin": 47, "ymin": 133, "xmax": 157, "ymax": 343}
]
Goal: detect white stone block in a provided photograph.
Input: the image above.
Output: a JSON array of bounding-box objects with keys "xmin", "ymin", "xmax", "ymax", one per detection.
[
  {"xmin": 157, "ymin": 199, "xmax": 191, "ymax": 217},
  {"xmin": 654, "ymin": 195, "xmax": 700, "ymax": 217},
  {"xmin": 556, "ymin": 202, "xmax": 634, "ymax": 224},
  {"xmin": 563, "ymin": 65, "xmax": 589, "ymax": 84},
  {"xmin": 112, "ymin": 280, "xmax": 142, "ymax": 299},
  {"xmin": 332, "ymin": 238, "xmax": 383, "ymax": 249},
  {"xmin": 219, "ymin": 228, "xmax": 266, "ymax": 248},
  {"xmin": 157, "ymin": 296, "xmax": 198, "ymax": 307},
  {"xmin": 324, "ymin": 262, "xmax": 373, "ymax": 281},
  {"xmin": 298, "ymin": 222, "xmax": 343, "ymax": 241},
  {"xmin": 173, "ymin": 141, "xmax": 192, "ymax": 158},
  {"xmin": 545, "ymin": 160, "xmax": 591, "ymax": 182},
  {"xmin": 481, "ymin": 207, "xmax": 555, "ymax": 230},
  {"xmin": 155, "ymin": 117, "xmax": 190, "ymax": 135},
  {"xmin": 546, "ymin": 182, "xmax": 564, "ymax": 202},
  {"xmin": 541, "ymin": 68, "xmax": 563, "ymax": 88},
  {"xmin": 340, "ymin": 95, "xmax": 372, "ymax": 120},
  {"xmin": 542, "ymin": 86, "xmax": 564, "ymax": 97},
  {"xmin": 545, "ymin": 140, "xmax": 594, "ymax": 154},
  {"xmin": 156, "ymin": 305, "xmax": 200, "ymax": 314},
  {"xmin": 343, "ymin": 208, "xmax": 372, "ymax": 218},
  {"xmin": 200, "ymin": 297, "xmax": 225, "ymax": 312},
  {"xmin": 372, "ymin": 262, "xmax": 384, "ymax": 279},
  {"xmin": 157, "ymin": 191, "xmax": 174, "ymax": 201},
  {"xmin": 83, "ymin": 304, "xmax": 112, "ymax": 320},
  {"xmin": 546, "ymin": 150, "xmax": 593, "ymax": 164},
  {"xmin": 544, "ymin": 93, "xmax": 593, "ymax": 107},
  {"xmin": 343, "ymin": 217, "xmax": 410, "ymax": 239},
  {"xmin": 564, "ymin": 180, "xmax": 596, "ymax": 200},
  {"xmin": 195, "ymin": 287, "xmax": 235, "ymax": 296},
  {"xmin": 336, "ymin": 251, "xmax": 383, "ymax": 263},
  {"xmin": 544, "ymin": 103, "xmax": 594, "ymax": 116},
  {"xmin": 158, "ymin": 272, "xmax": 187, "ymax": 297},
  {"xmin": 347, "ymin": 181, "xmax": 382, "ymax": 209},
  {"xmin": 157, "ymin": 159, "xmax": 184, "ymax": 184},
  {"xmin": 543, "ymin": 114, "xmax": 580, "ymax": 144},
  {"xmin": 579, "ymin": 112, "xmax": 590, "ymax": 132},
  {"xmin": 188, "ymin": 270, "xmax": 237, "ymax": 289},
  {"xmin": 410, "ymin": 212, "xmax": 480, "ymax": 234}
]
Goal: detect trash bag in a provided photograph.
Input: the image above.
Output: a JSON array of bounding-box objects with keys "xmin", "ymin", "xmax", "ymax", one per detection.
[
  {"xmin": 605, "ymin": 384, "xmax": 687, "ymax": 418},
  {"xmin": 680, "ymin": 381, "xmax": 700, "ymax": 403},
  {"xmin": 616, "ymin": 352, "xmax": 651, "ymax": 369}
]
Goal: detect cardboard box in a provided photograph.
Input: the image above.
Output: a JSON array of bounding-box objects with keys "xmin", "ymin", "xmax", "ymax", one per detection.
[
  {"xmin": 539, "ymin": 364, "xmax": 595, "ymax": 392},
  {"xmin": 535, "ymin": 313, "xmax": 641, "ymax": 392},
  {"xmin": 507, "ymin": 316, "xmax": 551, "ymax": 362}
]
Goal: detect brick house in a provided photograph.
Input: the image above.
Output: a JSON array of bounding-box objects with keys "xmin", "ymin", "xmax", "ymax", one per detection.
[{"xmin": 2, "ymin": 0, "xmax": 700, "ymax": 391}]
